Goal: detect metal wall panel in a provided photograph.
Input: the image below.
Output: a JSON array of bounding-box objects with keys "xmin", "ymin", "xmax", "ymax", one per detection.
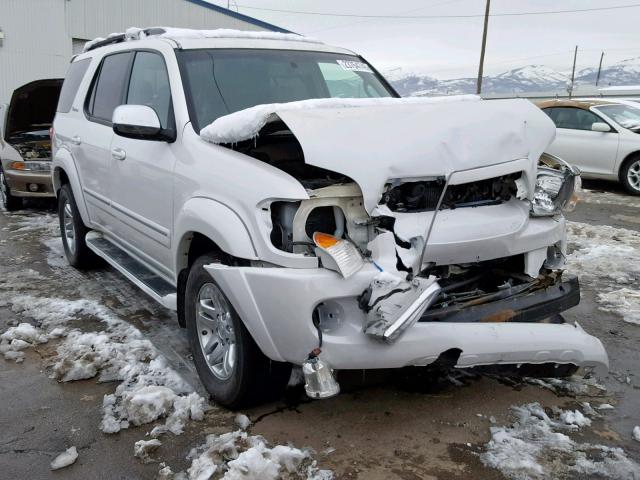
[
  {"xmin": 0, "ymin": 0, "xmax": 70, "ymax": 102},
  {"xmin": 0, "ymin": 0, "xmax": 279, "ymax": 103}
]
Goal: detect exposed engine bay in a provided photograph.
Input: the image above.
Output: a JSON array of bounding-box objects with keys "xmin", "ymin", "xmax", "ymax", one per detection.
[{"xmin": 8, "ymin": 135, "xmax": 51, "ymax": 160}]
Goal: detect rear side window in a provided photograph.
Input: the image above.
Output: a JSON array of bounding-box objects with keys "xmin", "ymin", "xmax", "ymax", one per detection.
[
  {"xmin": 86, "ymin": 52, "xmax": 133, "ymax": 123},
  {"xmin": 57, "ymin": 58, "xmax": 91, "ymax": 113}
]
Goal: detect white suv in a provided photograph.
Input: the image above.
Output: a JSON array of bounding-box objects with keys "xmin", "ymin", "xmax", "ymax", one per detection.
[{"xmin": 52, "ymin": 27, "xmax": 607, "ymax": 407}]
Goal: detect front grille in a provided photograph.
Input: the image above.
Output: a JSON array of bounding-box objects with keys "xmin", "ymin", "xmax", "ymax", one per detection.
[{"xmin": 381, "ymin": 174, "xmax": 520, "ymax": 213}]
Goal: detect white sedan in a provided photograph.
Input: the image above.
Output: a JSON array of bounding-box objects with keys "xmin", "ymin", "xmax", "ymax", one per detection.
[{"xmin": 537, "ymin": 99, "xmax": 640, "ymax": 194}]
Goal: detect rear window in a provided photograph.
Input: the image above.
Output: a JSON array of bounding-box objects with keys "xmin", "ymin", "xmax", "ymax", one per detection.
[
  {"xmin": 86, "ymin": 52, "xmax": 133, "ymax": 123},
  {"xmin": 57, "ymin": 58, "xmax": 91, "ymax": 113}
]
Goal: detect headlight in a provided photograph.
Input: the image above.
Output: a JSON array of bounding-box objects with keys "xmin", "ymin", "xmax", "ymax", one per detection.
[
  {"xmin": 9, "ymin": 161, "xmax": 51, "ymax": 172},
  {"xmin": 531, "ymin": 154, "xmax": 580, "ymax": 217}
]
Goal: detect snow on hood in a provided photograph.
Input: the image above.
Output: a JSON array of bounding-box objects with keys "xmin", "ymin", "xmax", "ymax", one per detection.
[
  {"xmin": 202, "ymin": 97, "xmax": 554, "ymax": 212},
  {"xmin": 200, "ymin": 95, "xmax": 480, "ymax": 144}
]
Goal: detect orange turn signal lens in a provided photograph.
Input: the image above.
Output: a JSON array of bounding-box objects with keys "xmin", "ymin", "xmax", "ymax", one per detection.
[
  {"xmin": 9, "ymin": 161, "xmax": 26, "ymax": 170},
  {"xmin": 313, "ymin": 232, "xmax": 339, "ymax": 249}
]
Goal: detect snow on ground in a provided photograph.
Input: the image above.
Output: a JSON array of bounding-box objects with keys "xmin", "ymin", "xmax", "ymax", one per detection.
[
  {"xmin": 50, "ymin": 446, "xmax": 79, "ymax": 470},
  {"xmin": 634, "ymin": 426, "xmax": 640, "ymax": 442},
  {"xmin": 481, "ymin": 403, "xmax": 640, "ymax": 479},
  {"xmin": 1, "ymin": 210, "xmax": 333, "ymax": 479},
  {"xmin": 567, "ymin": 221, "xmax": 640, "ymax": 325},
  {"xmin": 580, "ymin": 189, "xmax": 640, "ymax": 209},
  {"xmin": 0, "ymin": 264, "xmax": 208, "ymax": 437}
]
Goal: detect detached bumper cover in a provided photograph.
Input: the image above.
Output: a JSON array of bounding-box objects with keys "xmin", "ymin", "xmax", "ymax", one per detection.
[{"xmin": 204, "ymin": 264, "xmax": 608, "ymax": 373}]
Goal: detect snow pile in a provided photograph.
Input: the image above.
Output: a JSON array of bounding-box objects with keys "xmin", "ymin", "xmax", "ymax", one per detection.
[
  {"xmin": 525, "ymin": 375, "xmax": 606, "ymax": 396},
  {"xmin": 166, "ymin": 430, "xmax": 332, "ymax": 480},
  {"xmin": 634, "ymin": 426, "xmax": 640, "ymax": 442},
  {"xmin": 481, "ymin": 403, "xmax": 640, "ymax": 479},
  {"xmin": 0, "ymin": 322, "xmax": 49, "ymax": 362},
  {"xmin": 50, "ymin": 446, "xmax": 78, "ymax": 470},
  {"xmin": 134, "ymin": 439, "xmax": 162, "ymax": 463},
  {"xmin": 567, "ymin": 221, "xmax": 640, "ymax": 325},
  {"xmin": 559, "ymin": 409, "xmax": 592, "ymax": 428},
  {"xmin": 200, "ymin": 95, "xmax": 480, "ymax": 144}
]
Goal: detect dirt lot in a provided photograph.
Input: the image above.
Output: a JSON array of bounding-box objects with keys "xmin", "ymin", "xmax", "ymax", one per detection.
[{"xmin": 1, "ymin": 180, "xmax": 639, "ymax": 479}]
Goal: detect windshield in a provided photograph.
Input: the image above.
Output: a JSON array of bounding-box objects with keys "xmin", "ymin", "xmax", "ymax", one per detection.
[
  {"xmin": 595, "ymin": 104, "xmax": 640, "ymax": 131},
  {"xmin": 177, "ymin": 49, "xmax": 396, "ymax": 131}
]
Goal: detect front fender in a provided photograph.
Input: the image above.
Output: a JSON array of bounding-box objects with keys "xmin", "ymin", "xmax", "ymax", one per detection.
[
  {"xmin": 174, "ymin": 196, "xmax": 258, "ymax": 272},
  {"xmin": 52, "ymin": 147, "xmax": 91, "ymax": 227}
]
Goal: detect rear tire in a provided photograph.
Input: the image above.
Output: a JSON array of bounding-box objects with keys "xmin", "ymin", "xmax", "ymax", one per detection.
[
  {"xmin": 620, "ymin": 154, "xmax": 640, "ymax": 195},
  {"xmin": 58, "ymin": 184, "xmax": 96, "ymax": 269},
  {"xmin": 185, "ymin": 253, "xmax": 291, "ymax": 409},
  {"xmin": 0, "ymin": 166, "xmax": 22, "ymax": 211}
]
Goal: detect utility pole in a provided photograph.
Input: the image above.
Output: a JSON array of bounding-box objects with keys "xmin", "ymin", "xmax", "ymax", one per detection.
[
  {"xmin": 476, "ymin": 0, "xmax": 490, "ymax": 95},
  {"xmin": 568, "ymin": 45, "xmax": 578, "ymax": 98},
  {"xmin": 596, "ymin": 51, "xmax": 605, "ymax": 87}
]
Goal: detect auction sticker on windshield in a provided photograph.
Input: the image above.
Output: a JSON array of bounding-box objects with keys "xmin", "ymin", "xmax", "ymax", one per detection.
[{"xmin": 336, "ymin": 59, "xmax": 373, "ymax": 73}]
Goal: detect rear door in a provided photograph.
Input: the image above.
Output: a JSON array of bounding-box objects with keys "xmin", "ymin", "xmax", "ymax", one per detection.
[
  {"xmin": 108, "ymin": 50, "xmax": 176, "ymax": 273},
  {"xmin": 543, "ymin": 106, "xmax": 619, "ymax": 176},
  {"xmin": 77, "ymin": 51, "xmax": 133, "ymax": 229}
]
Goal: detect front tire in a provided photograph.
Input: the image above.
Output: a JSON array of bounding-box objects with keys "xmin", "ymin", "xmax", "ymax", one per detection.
[
  {"xmin": 58, "ymin": 184, "xmax": 95, "ymax": 268},
  {"xmin": 185, "ymin": 253, "xmax": 291, "ymax": 409},
  {"xmin": 0, "ymin": 165, "xmax": 22, "ymax": 211},
  {"xmin": 620, "ymin": 154, "xmax": 640, "ymax": 195}
]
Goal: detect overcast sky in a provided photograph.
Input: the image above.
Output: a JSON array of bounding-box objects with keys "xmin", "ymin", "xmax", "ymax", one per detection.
[{"xmin": 210, "ymin": 0, "xmax": 640, "ymax": 79}]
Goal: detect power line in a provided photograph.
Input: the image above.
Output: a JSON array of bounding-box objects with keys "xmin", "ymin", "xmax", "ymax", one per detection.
[{"xmin": 235, "ymin": 2, "xmax": 640, "ymax": 19}]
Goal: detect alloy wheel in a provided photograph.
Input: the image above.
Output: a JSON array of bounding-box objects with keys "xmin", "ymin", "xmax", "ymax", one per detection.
[
  {"xmin": 0, "ymin": 170, "xmax": 7, "ymax": 205},
  {"xmin": 62, "ymin": 200, "xmax": 76, "ymax": 255},
  {"xmin": 627, "ymin": 159, "xmax": 640, "ymax": 192},
  {"xmin": 196, "ymin": 282, "xmax": 237, "ymax": 380}
]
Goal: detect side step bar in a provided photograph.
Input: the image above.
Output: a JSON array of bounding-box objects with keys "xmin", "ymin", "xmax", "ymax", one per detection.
[{"xmin": 85, "ymin": 232, "xmax": 177, "ymax": 310}]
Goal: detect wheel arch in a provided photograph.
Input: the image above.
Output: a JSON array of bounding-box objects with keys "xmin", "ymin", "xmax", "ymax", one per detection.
[
  {"xmin": 618, "ymin": 150, "xmax": 640, "ymax": 180},
  {"xmin": 52, "ymin": 149, "xmax": 91, "ymax": 226}
]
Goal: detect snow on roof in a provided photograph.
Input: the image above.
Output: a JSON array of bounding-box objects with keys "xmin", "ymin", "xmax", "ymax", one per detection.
[
  {"xmin": 83, "ymin": 26, "xmax": 320, "ymax": 52},
  {"xmin": 200, "ymin": 95, "xmax": 481, "ymax": 144}
]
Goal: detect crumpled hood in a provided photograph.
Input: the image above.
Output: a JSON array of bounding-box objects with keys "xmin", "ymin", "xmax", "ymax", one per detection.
[
  {"xmin": 278, "ymin": 99, "xmax": 555, "ymax": 211},
  {"xmin": 202, "ymin": 97, "xmax": 556, "ymax": 212}
]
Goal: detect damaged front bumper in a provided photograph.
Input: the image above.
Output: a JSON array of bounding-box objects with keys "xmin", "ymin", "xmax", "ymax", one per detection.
[{"xmin": 204, "ymin": 264, "xmax": 608, "ymax": 374}]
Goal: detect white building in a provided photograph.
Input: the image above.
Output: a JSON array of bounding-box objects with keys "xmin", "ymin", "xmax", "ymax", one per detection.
[{"xmin": 0, "ymin": 0, "xmax": 287, "ymax": 102}]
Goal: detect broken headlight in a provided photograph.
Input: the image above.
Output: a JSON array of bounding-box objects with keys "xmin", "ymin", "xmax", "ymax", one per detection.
[{"xmin": 531, "ymin": 154, "xmax": 580, "ymax": 217}]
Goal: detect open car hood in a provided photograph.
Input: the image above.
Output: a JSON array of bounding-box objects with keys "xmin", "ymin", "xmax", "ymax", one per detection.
[
  {"xmin": 5, "ymin": 79, "xmax": 63, "ymax": 141},
  {"xmin": 201, "ymin": 97, "xmax": 556, "ymax": 211}
]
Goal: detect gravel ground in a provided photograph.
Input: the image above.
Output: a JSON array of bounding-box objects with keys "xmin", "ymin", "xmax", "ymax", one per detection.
[{"xmin": 0, "ymin": 179, "xmax": 639, "ymax": 479}]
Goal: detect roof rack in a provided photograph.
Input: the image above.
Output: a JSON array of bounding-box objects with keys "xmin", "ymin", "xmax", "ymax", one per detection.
[{"xmin": 84, "ymin": 28, "xmax": 167, "ymax": 52}]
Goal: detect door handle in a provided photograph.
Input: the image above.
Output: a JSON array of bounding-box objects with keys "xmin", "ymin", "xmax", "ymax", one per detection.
[
  {"xmin": 111, "ymin": 148, "xmax": 126, "ymax": 161},
  {"xmin": 71, "ymin": 136, "xmax": 82, "ymax": 145}
]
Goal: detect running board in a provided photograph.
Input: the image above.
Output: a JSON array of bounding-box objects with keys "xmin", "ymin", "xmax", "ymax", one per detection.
[{"xmin": 85, "ymin": 232, "xmax": 177, "ymax": 310}]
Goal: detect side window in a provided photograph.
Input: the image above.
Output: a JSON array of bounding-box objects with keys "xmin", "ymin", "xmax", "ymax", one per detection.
[
  {"xmin": 545, "ymin": 107, "xmax": 601, "ymax": 131},
  {"xmin": 126, "ymin": 51, "xmax": 172, "ymax": 129},
  {"xmin": 86, "ymin": 52, "xmax": 132, "ymax": 123},
  {"xmin": 57, "ymin": 58, "xmax": 91, "ymax": 113}
]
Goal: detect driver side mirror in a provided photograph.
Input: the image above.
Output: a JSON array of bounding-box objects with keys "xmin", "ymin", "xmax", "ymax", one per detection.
[
  {"xmin": 591, "ymin": 122, "xmax": 611, "ymax": 133},
  {"xmin": 112, "ymin": 105, "xmax": 174, "ymax": 141}
]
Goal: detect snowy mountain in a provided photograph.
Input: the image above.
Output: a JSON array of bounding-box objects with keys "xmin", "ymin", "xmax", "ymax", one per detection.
[{"xmin": 389, "ymin": 57, "xmax": 640, "ymax": 96}]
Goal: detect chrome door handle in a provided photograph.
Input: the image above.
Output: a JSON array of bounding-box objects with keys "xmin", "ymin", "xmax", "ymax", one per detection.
[
  {"xmin": 71, "ymin": 136, "xmax": 82, "ymax": 145},
  {"xmin": 111, "ymin": 148, "xmax": 126, "ymax": 161}
]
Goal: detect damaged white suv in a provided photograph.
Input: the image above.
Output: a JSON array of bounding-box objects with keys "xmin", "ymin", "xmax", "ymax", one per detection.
[{"xmin": 52, "ymin": 27, "xmax": 608, "ymax": 407}]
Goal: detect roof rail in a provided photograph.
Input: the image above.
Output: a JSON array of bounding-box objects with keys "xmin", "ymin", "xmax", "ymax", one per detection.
[{"xmin": 84, "ymin": 28, "xmax": 168, "ymax": 52}]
